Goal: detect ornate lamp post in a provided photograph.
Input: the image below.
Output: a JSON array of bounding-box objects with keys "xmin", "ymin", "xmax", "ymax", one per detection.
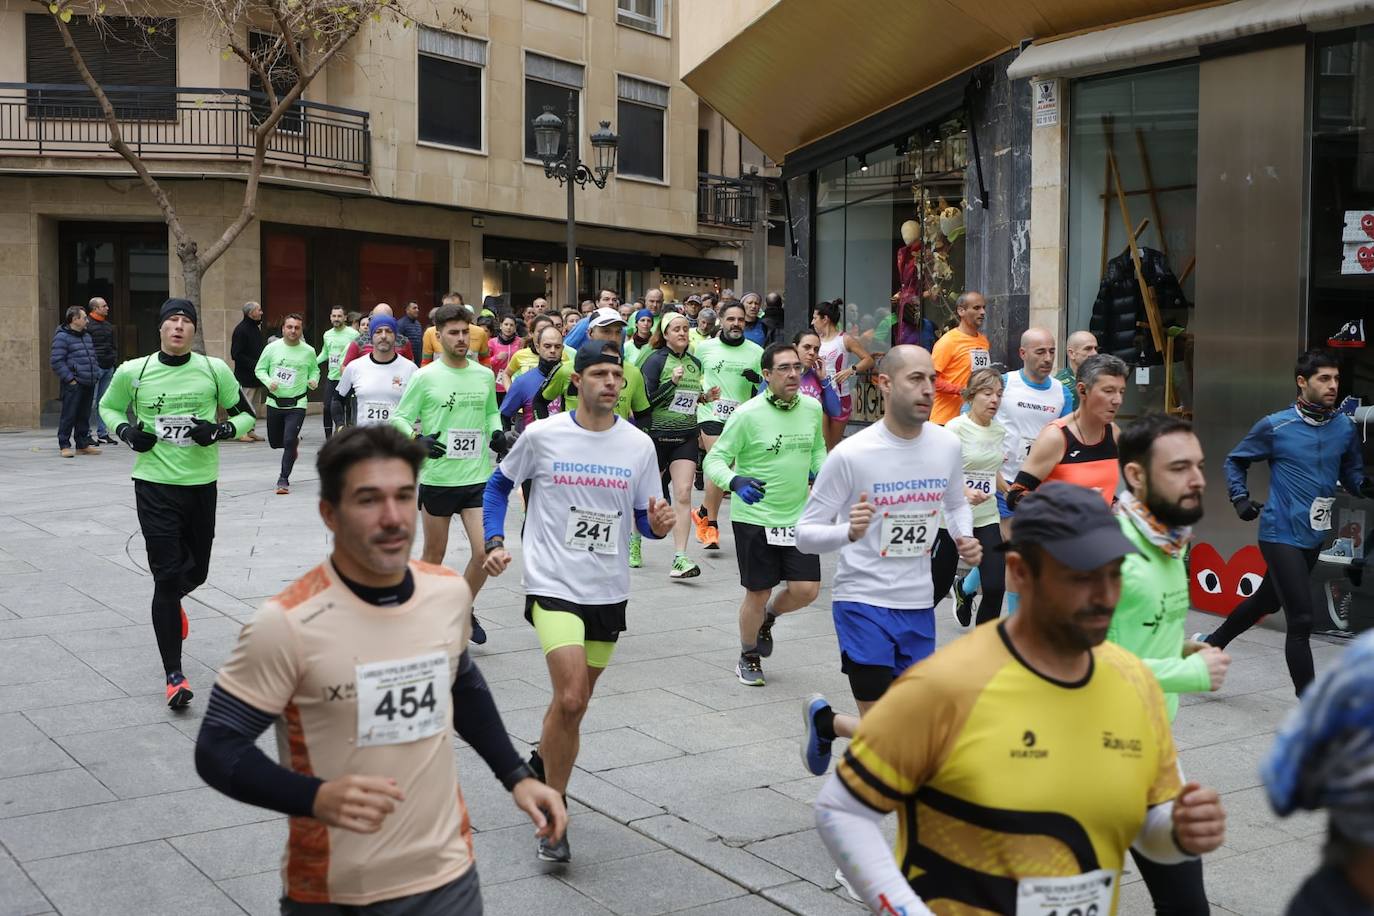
[{"xmin": 533, "ymin": 99, "xmax": 618, "ymax": 304}]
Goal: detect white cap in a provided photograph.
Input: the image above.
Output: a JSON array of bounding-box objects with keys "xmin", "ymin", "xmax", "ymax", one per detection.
[{"xmin": 589, "ymin": 306, "xmax": 627, "ymax": 328}]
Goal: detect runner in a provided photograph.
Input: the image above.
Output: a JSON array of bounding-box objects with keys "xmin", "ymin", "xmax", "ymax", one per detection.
[
  {"xmin": 1198, "ymin": 348, "xmax": 1373, "ymax": 697},
  {"xmin": 1110, "ymin": 412, "xmax": 1231, "ymax": 916},
  {"xmin": 317, "ymin": 305, "xmax": 359, "ymax": 439},
  {"xmin": 344, "ymin": 304, "xmax": 414, "ymax": 366},
  {"xmin": 929, "ymin": 290, "xmax": 990, "ymax": 425},
  {"xmin": 740, "ymin": 292, "xmax": 768, "ymax": 347},
  {"xmin": 538, "ymin": 308, "xmax": 650, "ymax": 425},
  {"xmin": 624, "ymin": 309, "xmax": 654, "ymax": 367},
  {"xmin": 194, "ymin": 425, "xmax": 566, "ymax": 912},
  {"xmin": 1007, "ymin": 353, "xmax": 1128, "ymax": 510},
  {"xmin": 796, "ymin": 346, "xmax": 980, "ymax": 787},
  {"xmin": 811, "ymin": 299, "xmax": 874, "ymax": 450},
  {"xmin": 392, "ymin": 302, "xmax": 505, "ymax": 646},
  {"xmin": 691, "ymin": 301, "xmax": 764, "ymax": 551},
  {"xmin": 642, "ymin": 312, "xmax": 718, "ymax": 580},
  {"xmin": 98, "ymin": 298, "xmax": 256, "ymax": 708},
  {"xmin": 488, "ymin": 315, "xmax": 523, "ymax": 405},
  {"xmin": 334, "ymin": 316, "xmax": 416, "ymax": 427},
  {"xmin": 482, "ymin": 339, "xmax": 675, "ymax": 863},
  {"xmin": 932, "ymin": 367, "xmax": 1010, "ymax": 628},
  {"xmin": 422, "ymin": 294, "xmax": 465, "ymax": 366},
  {"xmin": 254, "ymin": 313, "xmax": 320, "ymax": 496},
  {"xmin": 815, "ymin": 482, "xmax": 1227, "ymax": 914},
  {"xmin": 703, "ymin": 341, "xmax": 826, "ymax": 686},
  {"xmin": 501, "ymin": 320, "xmax": 562, "ymax": 433},
  {"xmin": 1055, "ymin": 329, "xmax": 1099, "ymax": 412},
  {"xmin": 793, "ymin": 330, "xmax": 844, "ymax": 419}
]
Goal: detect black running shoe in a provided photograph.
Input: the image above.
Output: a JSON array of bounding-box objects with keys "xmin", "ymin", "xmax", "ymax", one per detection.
[
  {"xmin": 756, "ymin": 612, "xmax": 777, "ymax": 658},
  {"xmin": 470, "ymin": 613, "xmax": 487, "ymax": 645},
  {"xmin": 538, "ymin": 830, "xmax": 571, "ymax": 863},
  {"xmin": 953, "ymin": 576, "xmax": 975, "ymax": 628}
]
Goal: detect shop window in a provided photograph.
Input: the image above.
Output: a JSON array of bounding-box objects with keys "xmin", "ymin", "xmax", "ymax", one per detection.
[
  {"xmin": 359, "ymin": 242, "xmax": 438, "ymax": 316},
  {"xmin": 247, "ymin": 31, "xmax": 302, "ymax": 133},
  {"xmin": 524, "ymin": 53, "xmax": 584, "ymax": 161},
  {"xmin": 418, "ymin": 27, "xmax": 485, "ymax": 151},
  {"xmin": 616, "ymin": 76, "xmax": 667, "ymax": 181},
  {"xmin": 263, "ymin": 232, "xmax": 309, "ymax": 333},
  {"xmin": 617, "ymin": 0, "xmax": 663, "ymax": 35},
  {"xmin": 25, "ymin": 14, "xmax": 176, "ymax": 119},
  {"xmin": 1067, "ymin": 64, "xmax": 1198, "ymax": 414},
  {"xmin": 482, "ymin": 258, "xmax": 553, "ymax": 311}
]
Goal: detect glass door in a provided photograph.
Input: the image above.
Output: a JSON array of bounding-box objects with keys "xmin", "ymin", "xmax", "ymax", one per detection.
[{"xmin": 60, "ymin": 222, "xmax": 169, "ymax": 362}]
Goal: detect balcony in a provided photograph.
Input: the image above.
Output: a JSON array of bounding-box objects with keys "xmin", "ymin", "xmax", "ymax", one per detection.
[
  {"xmin": 697, "ymin": 173, "xmax": 757, "ymax": 230},
  {"xmin": 0, "ymin": 83, "xmax": 370, "ymax": 176}
]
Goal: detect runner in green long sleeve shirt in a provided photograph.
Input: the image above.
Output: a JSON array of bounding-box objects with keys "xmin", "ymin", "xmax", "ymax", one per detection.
[
  {"xmin": 99, "ymin": 298, "xmax": 255, "ymax": 709},
  {"xmin": 703, "ymin": 341, "xmax": 827, "ymax": 687},
  {"xmin": 316, "ymin": 307, "xmax": 359, "ymax": 439},
  {"xmin": 390, "ymin": 304, "xmax": 503, "ymax": 645},
  {"xmin": 253, "ymin": 315, "xmax": 320, "ymax": 494},
  {"xmin": 539, "ymin": 309, "xmax": 651, "ymax": 423}
]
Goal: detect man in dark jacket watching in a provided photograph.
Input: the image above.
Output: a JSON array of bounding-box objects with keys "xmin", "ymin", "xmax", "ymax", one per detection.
[
  {"xmin": 50, "ymin": 305, "xmax": 101, "ymax": 458},
  {"xmin": 86, "ymin": 297, "xmax": 118, "ymax": 444},
  {"xmin": 230, "ymin": 301, "xmax": 265, "ymax": 441},
  {"xmin": 397, "ymin": 301, "xmax": 425, "ymax": 366}
]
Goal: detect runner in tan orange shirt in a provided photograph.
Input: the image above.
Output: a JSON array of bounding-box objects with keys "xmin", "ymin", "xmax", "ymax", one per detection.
[
  {"xmin": 195, "ymin": 425, "xmax": 564, "ymax": 912},
  {"xmin": 929, "ymin": 291, "xmax": 990, "ymax": 425}
]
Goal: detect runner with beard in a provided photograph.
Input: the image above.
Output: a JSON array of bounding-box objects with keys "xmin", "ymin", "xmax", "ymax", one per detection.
[
  {"xmin": 317, "ymin": 306, "xmax": 359, "ymax": 438},
  {"xmin": 334, "ymin": 316, "xmax": 416, "ymax": 427},
  {"xmin": 255, "ymin": 313, "xmax": 320, "ymax": 495}
]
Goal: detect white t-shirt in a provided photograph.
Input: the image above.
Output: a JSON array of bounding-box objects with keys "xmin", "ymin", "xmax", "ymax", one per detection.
[
  {"xmin": 797, "ymin": 420, "xmax": 972, "ymax": 610},
  {"xmin": 498, "ymin": 412, "xmax": 660, "ymax": 605},
  {"xmin": 336, "ymin": 354, "xmax": 417, "ymax": 426},
  {"xmin": 994, "ymin": 370, "xmax": 1071, "ymax": 481},
  {"xmin": 819, "ymin": 333, "xmax": 853, "ymax": 397}
]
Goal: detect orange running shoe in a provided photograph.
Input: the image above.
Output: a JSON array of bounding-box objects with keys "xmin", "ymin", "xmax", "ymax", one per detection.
[
  {"xmin": 165, "ymin": 675, "xmax": 193, "ymax": 709},
  {"xmin": 693, "ymin": 505, "xmax": 711, "ymax": 544},
  {"xmin": 180, "ymin": 605, "xmax": 189, "ymax": 640},
  {"xmin": 701, "ymin": 522, "xmax": 719, "ymax": 550}
]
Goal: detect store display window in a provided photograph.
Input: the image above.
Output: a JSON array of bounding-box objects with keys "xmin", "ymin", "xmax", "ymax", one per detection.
[{"xmin": 483, "ymin": 258, "xmax": 553, "ymax": 311}]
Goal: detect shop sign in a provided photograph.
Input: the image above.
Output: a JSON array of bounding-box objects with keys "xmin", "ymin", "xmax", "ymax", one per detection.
[
  {"xmin": 1033, "ymin": 80, "xmax": 1058, "ymax": 128},
  {"xmin": 1341, "ymin": 211, "xmax": 1374, "ymax": 275}
]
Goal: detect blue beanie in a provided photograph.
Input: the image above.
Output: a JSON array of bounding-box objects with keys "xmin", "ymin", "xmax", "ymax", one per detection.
[
  {"xmin": 369, "ymin": 315, "xmax": 398, "ymax": 337},
  {"xmin": 635, "ymin": 309, "xmax": 653, "ymax": 323}
]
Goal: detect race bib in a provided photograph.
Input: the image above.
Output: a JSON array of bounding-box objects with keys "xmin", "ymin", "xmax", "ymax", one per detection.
[
  {"xmin": 765, "ymin": 525, "xmax": 796, "ymax": 547},
  {"xmin": 1015, "ymin": 869, "xmax": 1116, "ymax": 916},
  {"xmin": 1017, "ymin": 436, "xmax": 1034, "ymax": 462},
  {"xmin": 445, "ymin": 428, "xmax": 482, "ymax": 460},
  {"xmin": 965, "ymin": 470, "xmax": 995, "ymax": 496},
  {"xmin": 328, "ymin": 352, "xmax": 342, "ymax": 373},
  {"xmin": 361, "ymin": 400, "xmax": 393, "ymax": 424},
  {"xmin": 669, "ymin": 390, "xmax": 699, "ymax": 415},
  {"xmin": 563, "ymin": 507, "xmax": 621, "ymax": 555},
  {"xmin": 879, "ymin": 508, "xmax": 940, "ymax": 558},
  {"xmin": 1311, "ymin": 497, "xmax": 1335, "ymax": 532},
  {"xmin": 355, "ymin": 651, "xmax": 449, "ymax": 748},
  {"xmin": 714, "ymin": 398, "xmax": 741, "ymax": 421},
  {"xmin": 273, "ymin": 365, "xmax": 298, "ymax": 386},
  {"xmin": 970, "ymin": 349, "xmax": 991, "ymax": 371},
  {"xmin": 155, "ymin": 414, "xmax": 196, "ymax": 447}
]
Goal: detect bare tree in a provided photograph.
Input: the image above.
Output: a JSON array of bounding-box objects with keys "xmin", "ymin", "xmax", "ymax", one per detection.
[{"xmin": 32, "ymin": 0, "xmax": 412, "ymax": 347}]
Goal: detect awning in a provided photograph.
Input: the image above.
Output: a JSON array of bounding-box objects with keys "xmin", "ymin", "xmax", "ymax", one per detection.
[
  {"xmin": 1007, "ymin": 0, "xmax": 1374, "ymax": 80},
  {"xmin": 680, "ymin": 0, "xmax": 1207, "ymax": 163}
]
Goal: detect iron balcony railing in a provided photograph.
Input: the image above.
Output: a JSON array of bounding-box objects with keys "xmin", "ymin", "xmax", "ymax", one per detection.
[
  {"xmin": 0, "ymin": 82, "xmax": 370, "ymax": 176},
  {"xmin": 697, "ymin": 172, "xmax": 757, "ymax": 229}
]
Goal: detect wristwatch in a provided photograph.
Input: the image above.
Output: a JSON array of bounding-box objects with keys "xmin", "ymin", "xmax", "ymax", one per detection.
[{"xmin": 483, "ymin": 536, "xmax": 505, "ymax": 554}]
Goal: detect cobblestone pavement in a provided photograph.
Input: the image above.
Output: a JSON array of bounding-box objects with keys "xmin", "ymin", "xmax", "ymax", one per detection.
[{"xmin": 0, "ymin": 426, "xmax": 1339, "ymax": 915}]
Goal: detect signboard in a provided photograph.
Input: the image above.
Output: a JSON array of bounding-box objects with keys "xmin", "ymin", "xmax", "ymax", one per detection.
[
  {"xmin": 1033, "ymin": 80, "xmax": 1058, "ymax": 128},
  {"xmin": 1341, "ymin": 211, "xmax": 1374, "ymax": 275}
]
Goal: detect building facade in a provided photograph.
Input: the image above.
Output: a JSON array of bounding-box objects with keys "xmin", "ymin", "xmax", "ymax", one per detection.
[{"xmin": 0, "ymin": 0, "xmax": 780, "ymax": 427}]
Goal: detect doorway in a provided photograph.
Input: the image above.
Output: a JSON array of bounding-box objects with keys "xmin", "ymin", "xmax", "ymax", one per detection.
[{"xmin": 59, "ymin": 222, "xmax": 170, "ymax": 362}]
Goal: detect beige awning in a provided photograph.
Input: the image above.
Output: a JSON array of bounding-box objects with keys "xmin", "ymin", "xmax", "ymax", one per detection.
[
  {"xmin": 679, "ymin": 0, "xmax": 1210, "ymax": 163},
  {"xmin": 1007, "ymin": 0, "xmax": 1374, "ymax": 80}
]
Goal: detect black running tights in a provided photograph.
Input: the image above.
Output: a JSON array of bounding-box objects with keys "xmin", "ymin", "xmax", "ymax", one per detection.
[
  {"xmin": 931, "ymin": 524, "xmax": 1006, "ymax": 624},
  {"xmin": 1131, "ymin": 850, "xmax": 1210, "ymax": 915}
]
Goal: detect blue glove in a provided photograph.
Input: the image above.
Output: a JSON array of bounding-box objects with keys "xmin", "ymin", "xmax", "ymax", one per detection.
[{"xmin": 730, "ymin": 475, "xmax": 767, "ymax": 505}]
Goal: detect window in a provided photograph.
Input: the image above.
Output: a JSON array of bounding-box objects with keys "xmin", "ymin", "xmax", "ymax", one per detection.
[
  {"xmin": 25, "ymin": 14, "xmax": 177, "ymax": 119},
  {"xmin": 616, "ymin": 75, "xmax": 667, "ymax": 181},
  {"xmin": 248, "ymin": 31, "xmax": 301, "ymax": 133},
  {"xmin": 617, "ymin": 0, "xmax": 663, "ymax": 34},
  {"xmin": 524, "ymin": 53, "xmax": 584, "ymax": 161},
  {"xmin": 418, "ymin": 27, "xmax": 486, "ymax": 151}
]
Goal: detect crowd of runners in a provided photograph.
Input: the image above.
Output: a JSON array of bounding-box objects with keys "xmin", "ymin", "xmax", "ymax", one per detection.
[{"xmin": 82, "ymin": 287, "xmax": 1374, "ymax": 914}]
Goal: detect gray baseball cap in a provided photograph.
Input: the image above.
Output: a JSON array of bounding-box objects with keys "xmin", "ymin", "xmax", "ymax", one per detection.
[{"xmin": 1007, "ymin": 482, "xmax": 1138, "ymax": 571}]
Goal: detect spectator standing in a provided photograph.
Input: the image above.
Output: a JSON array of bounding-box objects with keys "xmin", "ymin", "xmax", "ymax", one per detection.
[
  {"xmin": 86, "ymin": 297, "xmax": 119, "ymax": 444},
  {"xmin": 50, "ymin": 305, "xmax": 101, "ymax": 458},
  {"xmin": 230, "ymin": 301, "xmax": 265, "ymax": 441},
  {"xmin": 762, "ymin": 291, "xmax": 785, "ymax": 347},
  {"xmin": 397, "ymin": 301, "xmax": 426, "ymax": 365}
]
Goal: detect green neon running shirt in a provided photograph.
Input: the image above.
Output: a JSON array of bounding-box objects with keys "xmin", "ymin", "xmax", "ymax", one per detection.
[
  {"xmin": 540, "ymin": 361, "xmax": 649, "ymax": 419},
  {"xmin": 318, "ymin": 326, "xmax": 360, "ymax": 381},
  {"xmin": 392, "ymin": 358, "xmax": 501, "ymax": 487},
  {"xmin": 255, "ymin": 339, "xmax": 320, "ymax": 406},
  {"xmin": 694, "ymin": 337, "xmax": 763, "ymax": 425},
  {"xmin": 703, "ymin": 394, "xmax": 827, "ymax": 527},
  {"xmin": 98, "ymin": 352, "xmax": 254, "ymax": 486}
]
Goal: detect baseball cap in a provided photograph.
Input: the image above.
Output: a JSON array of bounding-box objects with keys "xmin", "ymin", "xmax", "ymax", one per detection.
[
  {"xmin": 685, "ymin": 294, "xmax": 702, "ymax": 305},
  {"xmin": 589, "ymin": 306, "xmax": 626, "ymax": 329},
  {"xmin": 574, "ymin": 338, "xmax": 622, "ymax": 373},
  {"xmin": 1004, "ymin": 483, "xmax": 1138, "ymax": 571}
]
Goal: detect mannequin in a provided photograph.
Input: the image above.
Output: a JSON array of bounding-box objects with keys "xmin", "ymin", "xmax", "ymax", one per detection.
[{"xmin": 896, "ymin": 219, "xmax": 925, "ymax": 309}]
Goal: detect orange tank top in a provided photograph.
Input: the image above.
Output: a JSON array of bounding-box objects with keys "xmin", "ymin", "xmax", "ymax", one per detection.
[{"xmin": 1045, "ymin": 418, "xmax": 1119, "ymax": 504}]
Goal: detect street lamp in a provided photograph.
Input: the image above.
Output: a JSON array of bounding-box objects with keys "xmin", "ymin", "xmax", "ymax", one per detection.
[{"xmin": 533, "ymin": 99, "xmax": 618, "ymax": 304}]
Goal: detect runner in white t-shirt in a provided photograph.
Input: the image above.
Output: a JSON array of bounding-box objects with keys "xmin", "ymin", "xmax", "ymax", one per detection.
[
  {"xmin": 482, "ymin": 339, "xmax": 675, "ymax": 865},
  {"xmin": 335, "ymin": 321, "xmax": 417, "ymax": 426},
  {"xmin": 992, "ymin": 328, "xmax": 1071, "ymax": 532}
]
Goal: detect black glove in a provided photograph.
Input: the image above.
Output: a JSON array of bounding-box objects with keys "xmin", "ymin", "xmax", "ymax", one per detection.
[
  {"xmin": 189, "ymin": 418, "xmax": 235, "ymax": 447},
  {"xmin": 417, "ymin": 434, "xmax": 446, "ymax": 460},
  {"xmin": 491, "ymin": 428, "xmax": 520, "ymax": 460},
  {"xmin": 1233, "ymin": 497, "xmax": 1263, "ymax": 522},
  {"xmin": 117, "ymin": 422, "xmax": 158, "ymax": 453},
  {"xmin": 742, "ymin": 369, "xmax": 763, "ymax": 385},
  {"xmin": 1359, "ymin": 479, "xmax": 1374, "ymax": 500}
]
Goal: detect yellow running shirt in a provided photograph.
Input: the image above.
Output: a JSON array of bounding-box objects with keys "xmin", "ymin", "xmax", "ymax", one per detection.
[{"xmin": 838, "ymin": 622, "xmax": 1181, "ymax": 915}]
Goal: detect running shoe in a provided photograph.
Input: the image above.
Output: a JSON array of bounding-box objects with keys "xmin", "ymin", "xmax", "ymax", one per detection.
[
  {"xmin": 276, "ymin": 479, "xmax": 290, "ymax": 495},
  {"xmin": 99, "ymin": 434, "xmax": 118, "ymax": 445},
  {"xmin": 834, "ymin": 869, "xmax": 861, "ymax": 902},
  {"xmin": 628, "ymin": 532, "xmax": 643, "ymax": 568},
  {"xmin": 180, "ymin": 605, "xmax": 189, "ymax": 640},
  {"xmin": 952, "ymin": 576, "xmax": 975, "ymax": 628},
  {"xmin": 694, "ymin": 466, "xmax": 705, "ymax": 492},
  {"xmin": 693, "ymin": 505, "xmax": 711, "ymax": 544},
  {"xmin": 801, "ymin": 694, "xmax": 833, "ymax": 776},
  {"xmin": 165, "ymin": 673, "xmax": 193, "ymax": 709},
  {"xmin": 537, "ymin": 830, "xmax": 571, "ymax": 864},
  {"xmin": 736, "ymin": 651, "xmax": 765, "ymax": 686},
  {"xmin": 1190, "ymin": 631, "xmax": 1212, "ymax": 645},
  {"xmin": 470, "ymin": 613, "xmax": 488, "ymax": 645},
  {"xmin": 756, "ymin": 611, "xmax": 777, "ymax": 658},
  {"xmin": 670, "ymin": 554, "xmax": 701, "ymax": 580},
  {"xmin": 702, "ymin": 521, "xmax": 720, "ymax": 551}
]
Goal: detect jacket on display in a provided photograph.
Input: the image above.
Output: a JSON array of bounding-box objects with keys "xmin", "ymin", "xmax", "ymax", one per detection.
[
  {"xmin": 50, "ymin": 325, "xmax": 99, "ymax": 386},
  {"xmin": 231, "ymin": 316, "xmax": 265, "ymax": 389},
  {"xmin": 1089, "ymin": 247, "xmax": 1189, "ymax": 365}
]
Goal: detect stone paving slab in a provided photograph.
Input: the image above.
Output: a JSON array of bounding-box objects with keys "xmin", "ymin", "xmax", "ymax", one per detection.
[{"xmin": 0, "ymin": 429, "xmax": 1350, "ymax": 914}]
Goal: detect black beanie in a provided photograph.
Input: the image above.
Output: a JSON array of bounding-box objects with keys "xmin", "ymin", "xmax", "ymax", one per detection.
[{"xmin": 159, "ymin": 298, "xmax": 198, "ymax": 326}]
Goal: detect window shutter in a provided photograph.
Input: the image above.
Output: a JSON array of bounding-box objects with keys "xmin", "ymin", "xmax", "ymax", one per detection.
[
  {"xmin": 617, "ymin": 75, "xmax": 667, "ymax": 108},
  {"xmin": 25, "ymin": 15, "xmax": 176, "ymax": 117},
  {"xmin": 419, "ymin": 27, "xmax": 486, "ymax": 67},
  {"xmin": 526, "ymin": 52, "xmax": 584, "ymax": 89}
]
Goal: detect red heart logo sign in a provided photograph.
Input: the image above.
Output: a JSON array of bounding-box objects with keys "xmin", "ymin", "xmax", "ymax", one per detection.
[
  {"xmin": 1189, "ymin": 543, "xmax": 1267, "ymax": 616},
  {"xmin": 1362, "ymin": 213, "xmax": 1374, "ymax": 240},
  {"xmin": 1360, "ymin": 247, "xmax": 1374, "ymax": 272}
]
